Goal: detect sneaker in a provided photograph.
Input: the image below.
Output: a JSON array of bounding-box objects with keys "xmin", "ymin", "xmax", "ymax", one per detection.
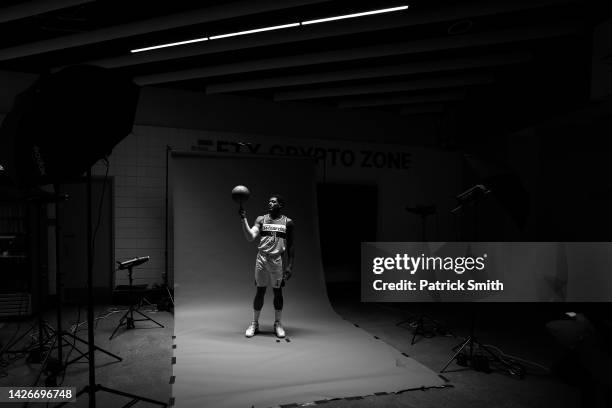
[
  {"xmin": 274, "ymin": 321, "xmax": 286, "ymax": 338},
  {"xmin": 245, "ymin": 321, "xmax": 259, "ymax": 338}
]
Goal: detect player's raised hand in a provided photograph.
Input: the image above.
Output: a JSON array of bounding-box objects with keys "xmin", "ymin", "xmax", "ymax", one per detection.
[{"xmin": 238, "ymin": 208, "xmax": 247, "ymax": 219}]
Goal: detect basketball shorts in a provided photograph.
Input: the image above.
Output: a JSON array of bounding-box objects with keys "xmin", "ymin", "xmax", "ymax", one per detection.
[{"xmin": 255, "ymin": 252, "xmax": 284, "ymax": 288}]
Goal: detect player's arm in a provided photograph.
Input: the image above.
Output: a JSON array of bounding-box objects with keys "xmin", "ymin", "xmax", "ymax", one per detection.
[
  {"xmin": 239, "ymin": 210, "xmax": 262, "ymax": 242},
  {"xmin": 284, "ymin": 219, "xmax": 295, "ymax": 277}
]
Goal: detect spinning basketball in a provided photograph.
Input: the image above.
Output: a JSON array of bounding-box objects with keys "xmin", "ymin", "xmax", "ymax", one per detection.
[{"xmin": 232, "ymin": 185, "xmax": 250, "ymax": 206}]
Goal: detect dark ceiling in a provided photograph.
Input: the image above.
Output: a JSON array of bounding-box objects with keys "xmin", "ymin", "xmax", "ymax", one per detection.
[{"xmin": 0, "ymin": 0, "xmax": 609, "ymax": 124}]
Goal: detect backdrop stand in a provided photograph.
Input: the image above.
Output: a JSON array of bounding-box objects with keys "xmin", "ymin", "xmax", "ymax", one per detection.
[{"xmin": 160, "ymin": 145, "xmax": 174, "ymax": 313}]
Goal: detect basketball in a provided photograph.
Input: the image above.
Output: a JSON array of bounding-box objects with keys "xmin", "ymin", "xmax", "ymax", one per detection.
[{"xmin": 232, "ymin": 185, "xmax": 250, "ymax": 204}]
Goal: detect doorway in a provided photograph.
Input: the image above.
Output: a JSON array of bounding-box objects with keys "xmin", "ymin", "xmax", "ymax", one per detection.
[
  {"xmin": 57, "ymin": 177, "xmax": 113, "ymax": 303},
  {"xmin": 316, "ymin": 183, "xmax": 377, "ymax": 283}
]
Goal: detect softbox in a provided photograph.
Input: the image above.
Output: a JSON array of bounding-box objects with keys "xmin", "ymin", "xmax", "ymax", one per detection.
[{"xmin": 0, "ymin": 65, "xmax": 139, "ymax": 187}]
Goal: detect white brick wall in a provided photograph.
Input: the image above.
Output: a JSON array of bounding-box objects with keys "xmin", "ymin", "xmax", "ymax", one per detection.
[
  {"xmin": 93, "ymin": 125, "xmax": 252, "ymax": 287},
  {"xmin": 93, "ymin": 125, "xmax": 189, "ymax": 287}
]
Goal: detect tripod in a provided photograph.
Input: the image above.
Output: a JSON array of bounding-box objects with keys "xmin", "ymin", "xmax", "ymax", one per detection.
[
  {"xmin": 109, "ymin": 260, "xmax": 164, "ymax": 341},
  {"xmin": 440, "ymin": 311, "xmax": 525, "ymax": 377},
  {"xmin": 397, "ymin": 205, "xmax": 454, "ymax": 344}
]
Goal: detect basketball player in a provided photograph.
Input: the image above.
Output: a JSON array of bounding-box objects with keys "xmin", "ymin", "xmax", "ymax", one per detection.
[{"xmin": 239, "ymin": 195, "xmax": 294, "ymax": 338}]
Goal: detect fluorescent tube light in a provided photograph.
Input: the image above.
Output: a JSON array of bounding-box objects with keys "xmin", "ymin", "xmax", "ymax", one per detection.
[
  {"xmin": 130, "ymin": 5, "xmax": 409, "ymax": 53},
  {"xmin": 301, "ymin": 5, "xmax": 409, "ymax": 25},
  {"xmin": 131, "ymin": 37, "xmax": 209, "ymax": 53},
  {"xmin": 209, "ymin": 23, "xmax": 300, "ymax": 40}
]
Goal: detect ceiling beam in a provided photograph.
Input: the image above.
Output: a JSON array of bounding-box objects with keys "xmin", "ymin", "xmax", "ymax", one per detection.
[
  {"xmin": 0, "ymin": 0, "xmax": 95, "ymax": 24},
  {"xmin": 134, "ymin": 24, "xmax": 574, "ymax": 85},
  {"xmin": 274, "ymin": 75, "xmax": 494, "ymax": 101},
  {"xmin": 205, "ymin": 53, "xmax": 530, "ymax": 94},
  {"xmin": 0, "ymin": 0, "xmax": 333, "ymax": 61},
  {"xmin": 400, "ymin": 104, "xmax": 445, "ymax": 115},
  {"xmin": 86, "ymin": 0, "xmax": 577, "ymax": 69},
  {"xmin": 338, "ymin": 92, "xmax": 466, "ymax": 108}
]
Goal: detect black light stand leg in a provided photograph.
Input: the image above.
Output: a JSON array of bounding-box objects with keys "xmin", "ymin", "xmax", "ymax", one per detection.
[
  {"xmin": 2, "ymin": 321, "xmax": 52, "ymax": 354},
  {"xmin": 439, "ymin": 310, "xmax": 525, "ymax": 377},
  {"xmin": 60, "ymin": 332, "xmax": 122, "ymax": 364},
  {"xmin": 440, "ymin": 336, "xmax": 472, "ymax": 373},
  {"xmin": 132, "ymin": 309, "xmax": 165, "ymax": 327},
  {"xmin": 440, "ymin": 334, "xmax": 524, "ymax": 376}
]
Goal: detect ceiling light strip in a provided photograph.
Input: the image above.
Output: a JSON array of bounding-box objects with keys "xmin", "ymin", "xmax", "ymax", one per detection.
[
  {"xmin": 131, "ymin": 37, "xmax": 209, "ymax": 53},
  {"xmin": 130, "ymin": 5, "xmax": 409, "ymax": 53},
  {"xmin": 301, "ymin": 5, "xmax": 409, "ymax": 25},
  {"xmin": 209, "ymin": 23, "xmax": 301, "ymax": 40}
]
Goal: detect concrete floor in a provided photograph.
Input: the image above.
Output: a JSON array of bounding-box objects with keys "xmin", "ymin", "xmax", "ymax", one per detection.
[
  {"xmin": 0, "ymin": 295, "xmax": 585, "ymax": 408},
  {"xmin": 0, "ymin": 304, "xmax": 173, "ymax": 407}
]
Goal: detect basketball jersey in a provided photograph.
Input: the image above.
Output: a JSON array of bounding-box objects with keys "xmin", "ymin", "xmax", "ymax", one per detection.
[{"xmin": 258, "ymin": 214, "xmax": 287, "ymax": 256}]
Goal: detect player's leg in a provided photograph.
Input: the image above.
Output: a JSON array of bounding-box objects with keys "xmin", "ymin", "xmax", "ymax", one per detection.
[
  {"xmin": 253, "ymin": 286, "xmax": 267, "ymax": 318},
  {"xmin": 273, "ymin": 286, "xmax": 283, "ymax": 317},
  {"xmin": 270, "ymin": 257, "xmax": 286, "ymax": 338},
  {"xmin": 246, "ymin": 254, "xmax": 269, "ymax": 337}
]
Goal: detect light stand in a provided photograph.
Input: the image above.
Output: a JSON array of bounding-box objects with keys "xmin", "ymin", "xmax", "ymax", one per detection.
[
  {"xmin": 396, "ymin": 205, "xmax": 455, "ymax": 344},
  {"xmin": 440, "ymin": 312, "xmax": 524, "ymax": 377},
  {"xmin": 31, "ymin": 185, "xmax": 122, "ymax": 388},
  {"xmin": 441, "ymin": 184, "xmax": 524, "ymax": 378},
  {"xmin": 0, "ymin": 64, "xmax": 156, "ymax": 407},
  {"xmin": 109, "ymin": 256, "xmax": 164, "ymax": 340},
  {"xmin": 56, "ymin": 170, "xmax": 167, "ymax": 408}
]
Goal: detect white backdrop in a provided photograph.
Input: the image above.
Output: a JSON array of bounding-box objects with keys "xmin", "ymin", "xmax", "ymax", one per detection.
[{"xmin": 170, "ymin": 152, "xmax": 443, "ymax": 408}]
